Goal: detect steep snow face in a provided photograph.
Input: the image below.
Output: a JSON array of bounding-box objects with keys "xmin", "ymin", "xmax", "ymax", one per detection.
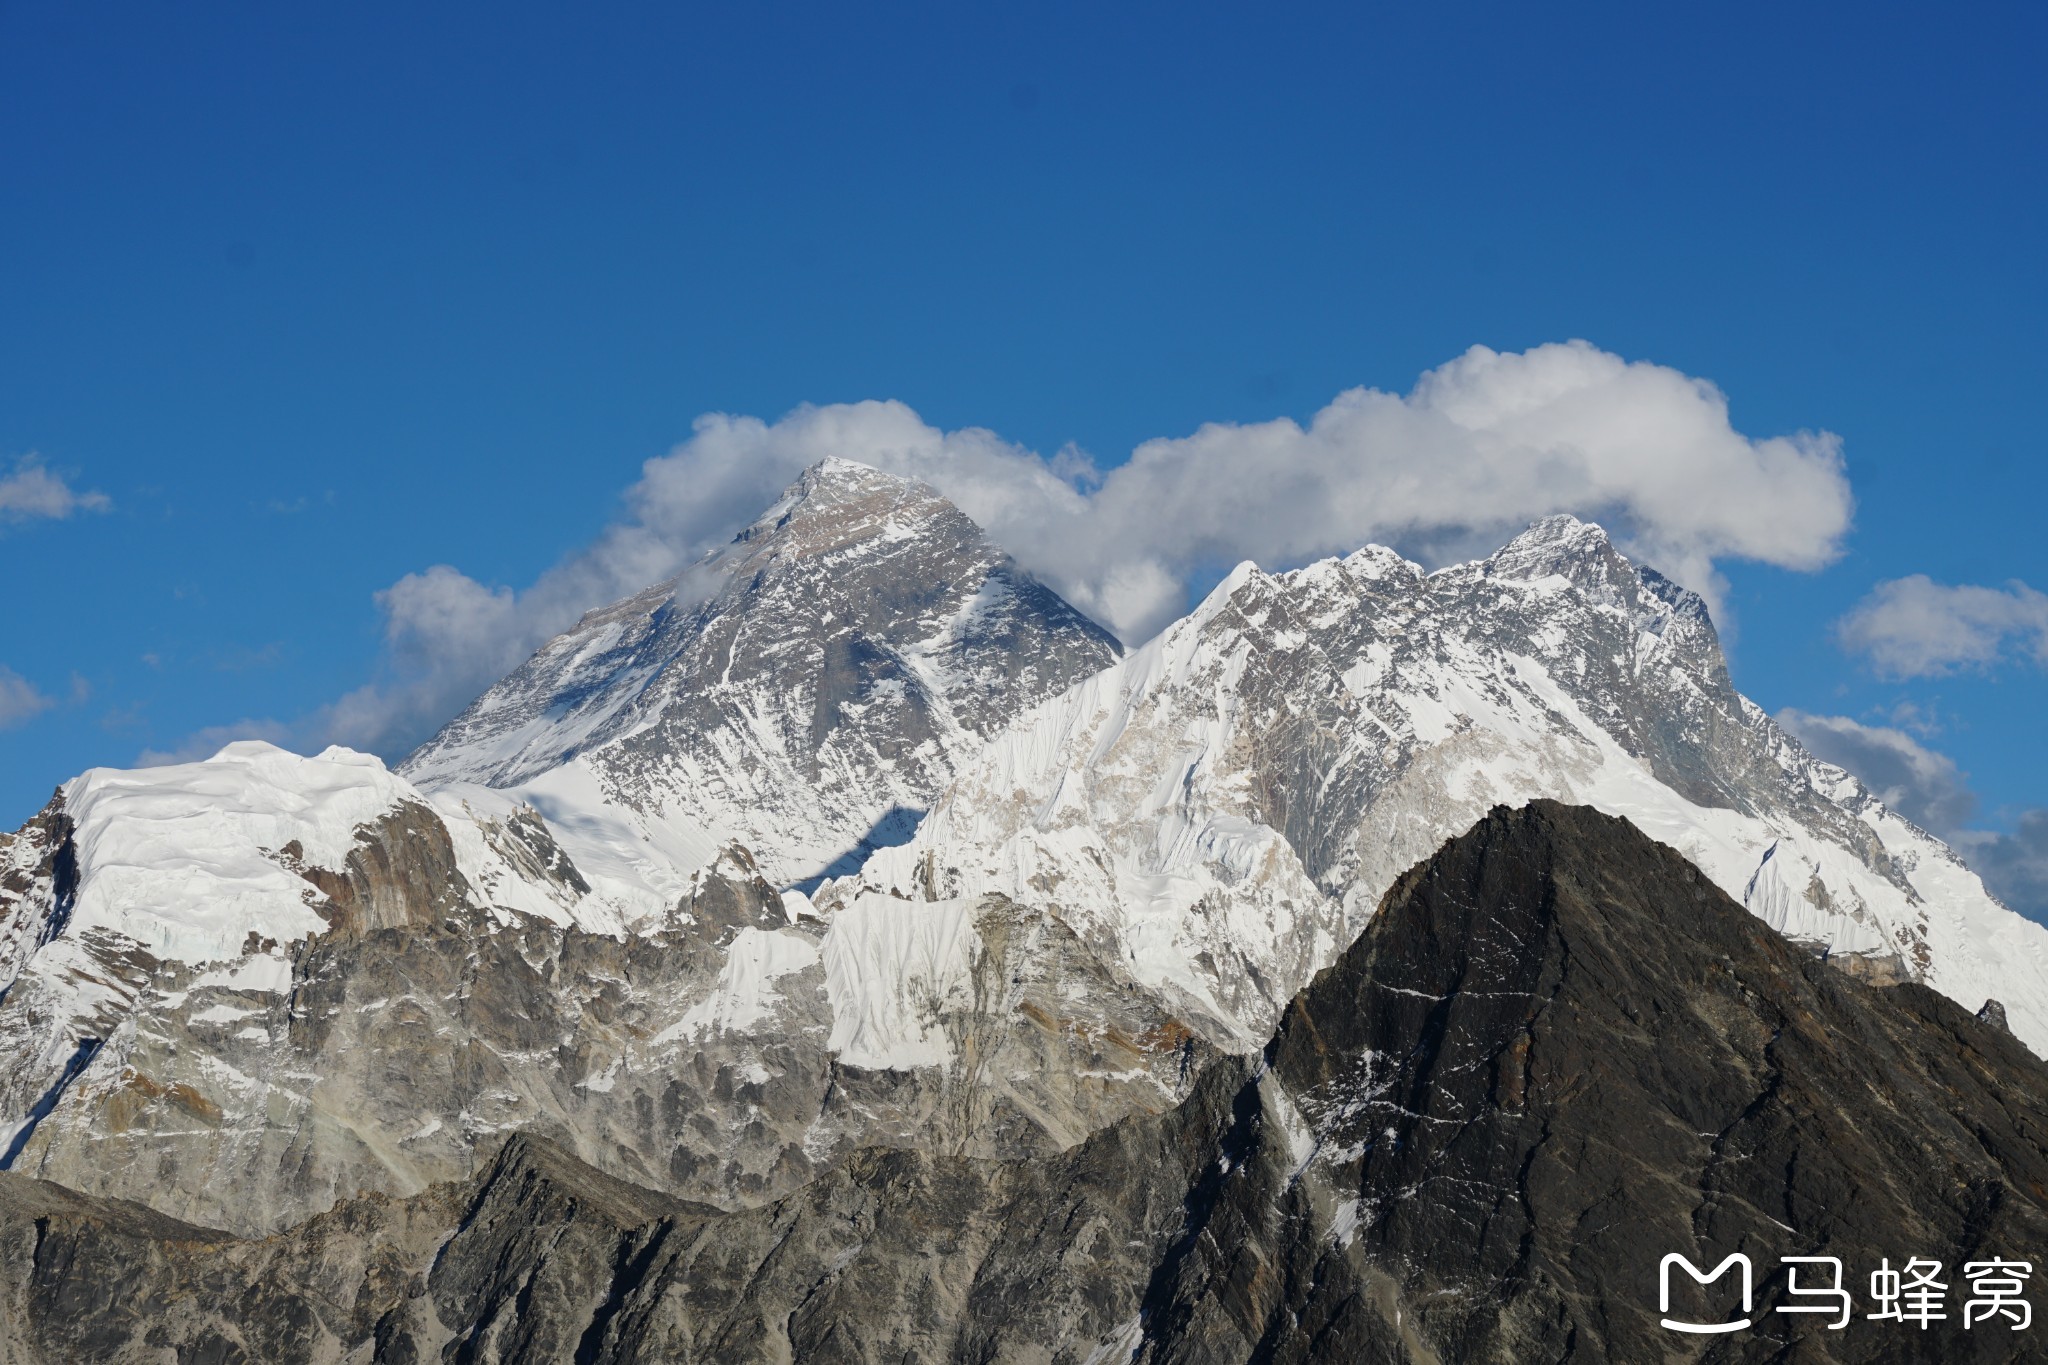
[
  {"xmin": 21, "ymin": 742, "xmax": 642, "ymax": 974},
  {"xmin": 841, "ymin": 517, "xmax": 2048, "ymax": 1055},
  {"xmin": 821, "ymin": 894, "xmax": 981, "ymax": 1069},
  {"xmin": 0, "ymin": 740, "xmax": 663, "ymax": 1176},
  {"xmin": 401, "ymin": 458, "xmax": 1123, "ymax": 888},
  {"xmin": 56, "ymin": 742, "xmax": 414, "ymax": 965}
]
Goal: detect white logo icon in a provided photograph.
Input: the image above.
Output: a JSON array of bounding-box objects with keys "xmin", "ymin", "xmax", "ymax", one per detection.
[{"xmin": 1660, "ymin": 1253, "xmax": 1753, "ymax": 1334}]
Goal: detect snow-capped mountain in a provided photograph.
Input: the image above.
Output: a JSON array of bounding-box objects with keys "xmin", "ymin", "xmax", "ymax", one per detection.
[
  {"xmin": 6, "ymin": 466, "xmax": 2047, "ymax": 1243},
  {"xmin": 13, "ymin": 802, "xmax": 2045, "ymax": 1362},
  {"xmin": 835, "ymin": 514, "xmax": 2048, "ymax": 1053},
  {"xmin": 0, "ymin": 742, "xmax": 1204, "ymax": 1235},
  {"xmin": 0, "ymin": 464, "xmax": 1155, "ymax": 1233},
  {"xmin": 401, "ymin": 457, "xmax": 1122, "ymax": 891}
]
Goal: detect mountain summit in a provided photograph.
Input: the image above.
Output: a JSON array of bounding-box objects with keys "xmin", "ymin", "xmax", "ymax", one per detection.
[
  {"xmin": 401, "ymin": 458, "xmax": 1121, "ymax": 888},
  {"xmin": 840, "ymin": 513, "xmax": 2048, "ymax": 1052}
]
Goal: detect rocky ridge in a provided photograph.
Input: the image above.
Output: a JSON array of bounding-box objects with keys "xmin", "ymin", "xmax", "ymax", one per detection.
[
  {"xmin": 3, "ymin": 804, "xmax": 2042, "ymax": 1363},
  {"xmin": 839, "ymin": 515, "xmax": 2048, "ymax": 1052}
]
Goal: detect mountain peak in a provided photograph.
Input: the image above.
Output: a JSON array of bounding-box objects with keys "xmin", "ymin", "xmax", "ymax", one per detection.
[
  {"xmin": 736, "ymin": 459, "xmax": 955, "ymax": 557},
  {"xmin": 399, "ymin": 461, "xmax": 1120, "ymax": 885},
  {"xmin": 1476, "ymin": 514, "xmax": 1670, "ymax": 608},
  {"xmin": 796, "ymin": 456, "xmax": 934, "ymax": 505},
  {"xmin": 1486, "ymin": 513, "xmax": 1616, "ymax": 574},
  {"xmin": 789, "ymin": 456, "xmax": 924, "ymax": 500}
]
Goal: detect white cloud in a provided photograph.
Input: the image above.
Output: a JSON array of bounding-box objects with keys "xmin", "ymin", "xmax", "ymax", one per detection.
[
  {"xmin": 0, "ymin": 667, "xmax": 54, "ymax": 730},
  {"xmin": 0, "ymin": 455, "xmax": 110, "ymax": 524},
  {"xmin": 202, "ymin": 340, "xmax": 1853, "ymax": 759},
  {"xmin": 1836, "ymin": 576, "xmax": 2048, "ymax": 678},
  {"xmin": 1064, "ymin": 341, "xmax": 1852, "ymax": 630},
  {"xmin": 1776, "ymin": 708, "xmax": 1978, "ymax": 832}
]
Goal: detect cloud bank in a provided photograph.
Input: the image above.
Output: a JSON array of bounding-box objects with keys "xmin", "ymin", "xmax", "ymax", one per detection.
[
  {"xmin": 1778, "ymin": 706, "xmax": 2048, "ymax": 921},
  {"xmin": 1777, "ymin": 708, "xmax": 1978, "ymax": 832},
  {"xmin": 1836, "ymin": 576, "xmax": 2048, "ymax": 678},
  {"xmin": 0, "ymin": 455, "xmax": 109, "ymax": 524},
  {"xmin": 1954, "ymin": 814, "xmax": 2048, "ymax": 926},
  {"xmin": 314, "ymin": 341, "xmax": 1854, "ymax": 756}
]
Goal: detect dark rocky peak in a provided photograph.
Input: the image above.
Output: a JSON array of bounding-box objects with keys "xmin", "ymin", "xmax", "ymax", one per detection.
[{"xmin": 1225, "ymin": 800, "xmax": 2048, "ymax": 1360}]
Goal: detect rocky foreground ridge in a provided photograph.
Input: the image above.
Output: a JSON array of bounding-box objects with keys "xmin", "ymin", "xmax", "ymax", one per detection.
[{"xmin": 3, "ymin": 804, "xmax": 2044, "ymax": 1363}]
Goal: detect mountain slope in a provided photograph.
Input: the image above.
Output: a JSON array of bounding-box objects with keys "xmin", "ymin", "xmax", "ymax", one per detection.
[
  {"xmin": 838, "ymin": 516, "xmax": 2048, "ymax": 1053},
  {"xmin": 402, "ymin": 457, "xmax": 1122, "ymax": 889},
  {"xmin": 8, "ymin": 490, "xmax": 2044, "ymax": 1252},
  {"xmin": 0, "ymin": 463, "xmax": 1140, "ymax": 1233},
  {"xmin": 5, "ymin": 803, "xmax": 2042, "ymax": 1363},
  {"xmin": 0, "ymin": 747, "xmax": 1208, "ymax": 1237}
]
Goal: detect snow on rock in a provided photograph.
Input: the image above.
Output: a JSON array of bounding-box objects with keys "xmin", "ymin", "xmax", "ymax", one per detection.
[
  {"xmin": 427, "ymin": 763, "xmax": 713, "ymax": 936},
  {"xmin": 59, "ymin": 742, "xmax": 415, "ymax": 967},
  {"xmin": 821, "ymin": 894, "xmax": 980, "ymax": 1069},
  {"xmin": 397, "ymin": 459, "xmax": 1122, "ymax": 889},
  {"xmin": 840, "ymin": 516, "xmax": 2048, "ymax": 1056},
  {"xmin": 44, "ymin": 740, "xmax": 649, "ymax": 966},
  {"xmin": 663, "ymin": 927, "xmax": 823, "ymax": 1041}
]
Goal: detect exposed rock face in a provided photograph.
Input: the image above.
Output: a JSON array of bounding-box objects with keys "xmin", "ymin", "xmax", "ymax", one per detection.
[
  {"xmin": 1, "ymin": 832, "xmax": 1207, "ymax": 1236},
  {"xmin": 401, "ymin": 457, "xmax": 1124, "ymax": 888},
  {"xmin": 0, "ymin": 463, "xmax": 1137, "ymax": 1237},
  {"xmin": 845, "ymin": 517, "xmax": 2048, "ymax": 1053},
  {"xmin": 0, "ymin": 795, "xmax": 74, "ymax": 991},
  {"xmin": 1148, "ymin": 801, "xmax": 2048, "ymax": 1361},
  {"xmin": 290, "ymin": 799, "xmax": 474, "ymax": 937},
  {"xmin": 4, "ymin": 804, "xmax": 2042, "ymax": 1362}
]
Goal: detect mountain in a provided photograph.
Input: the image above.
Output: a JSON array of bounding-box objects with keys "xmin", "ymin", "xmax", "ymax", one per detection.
[
  {"xmin": 6, "ymin": 471, "xmax": 2046, "ymax": 1260},
  {"xmin": 837, "ymin": 515, "xmax": 2048, "ymax": 1053},
  {"xmin": 401, "ymin": 456, "xmax": 1122, "ymax": 891},
  {"xmin": 0, "ymin": 465, "xmax": 1158, "ymax": 1235},
  {"xmin": 5, "ymin": 803, "xmax": 2042, "ymax": 1363}
]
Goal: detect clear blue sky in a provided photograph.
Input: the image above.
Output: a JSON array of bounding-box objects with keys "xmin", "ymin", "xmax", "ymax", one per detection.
[{"xmin": 2, "ymin": 4, "xmax": 2044, "ymax": 885}]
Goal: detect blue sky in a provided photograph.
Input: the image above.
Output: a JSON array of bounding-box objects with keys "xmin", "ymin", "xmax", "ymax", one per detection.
[{"xmin": 2, "ymin": 3, "xmax": 2045, "ymax": 910}]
